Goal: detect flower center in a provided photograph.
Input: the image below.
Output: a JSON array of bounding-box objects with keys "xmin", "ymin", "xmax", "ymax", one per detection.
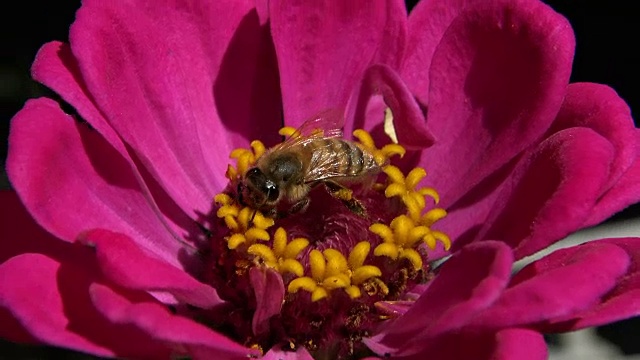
[{"xmin": 201, "ymin": 124, "xmax": 449, "ymax": 358}]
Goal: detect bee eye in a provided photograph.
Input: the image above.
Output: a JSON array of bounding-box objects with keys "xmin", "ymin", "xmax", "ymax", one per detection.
[
  {"xmin": 266, "ymin": 181, "xmax": 279, "ymax": 201},
  {"xmin": 246, "ymin": 168, "xmax": 261, "ymax": 177}
]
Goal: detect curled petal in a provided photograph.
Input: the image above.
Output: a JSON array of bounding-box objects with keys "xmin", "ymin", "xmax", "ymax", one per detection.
[
  {"xmin": 469, "ymin": 240, "xmax": 630, "ymax": 330},
  {"xmin": 538, "ymin": 238, "xmax": 640, "ymax": 331},
  {"xmin": 346, "ymin": 64, "xmax": 433, "ymax": 150},
  {"xmin": 481, "ymin": 128, "xmax": 614, "ymax": 258},
  {"xmin": 79, "ymin": 229, "xmax": 223, "ymax": 309},
  {"xmin": 411, "ymin": 0, "xmax": 575, "ymax": 211},
  {"xmin": 549, "ymin": 83, "xmax": 637, "ymax": 192},
  {"xmin": 585, "ymin": 130, "xmax": 640, "ymax": 227}
]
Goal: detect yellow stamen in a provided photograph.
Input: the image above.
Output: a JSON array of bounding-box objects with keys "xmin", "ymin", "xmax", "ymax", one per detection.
[
  {"xmin": 345, "ymin": 286, "xmax": 362, "ymax": 299},
  {"xmin": 351, "ymin": 266, "xmax": 382, "ymax": 285},
  {"xmin": 324, "ymin": 249, "xmax": 349, "ymax": 277},
  {"xmin": 214, "ymin": 192, "xmax": 275, "ymax": 250},
  {"xmin": 247, "ymin": 244, "xmax": 277, "ymax": 265},
  {"xmin": 244, "ymin": 228, "xmax": 270, "ymax": 242},
  {"xmin": 348, "ymin": 242, "xmax": 371, "ymax": 269},
  {"xmin": 284, "ymin": 238, "xmax": 310, "ymax": 259},
  {"xmin": 279, "ymin": 126, "xmax": 299, "ymax": 138},
  {"xmin": 214, "ymin": 193, "xmax": 234, "ymax": 205},
  {"xmin": 352, "ymin": 129, "xmax": 375, "ymax": 148},
  {"xmin": 226, "ymin": 140, "xmax": 266, "ymax": 180},
  {"xmin": 405, "ymin": 168, "xmax": 427, "ymax": 189},
  {"xmin": 373, "ymin": 242, "xmax": 398, "ymax": 259},
  {"xmin": 250, "ymin": 140, "xmax": 266, "ymax": 159},
  {"xmin": 432, "ymin": 231, "xmax": 451, "ymax": 251},
  {"xmin": 311, "ymin": 288, "xmax": 329, "ymax": 302},
  {"xmin": 247, "ymin": 228, "xmax": 309, "ymax": 277},
  {"xmin": 399, "ymin": 248, "xmax": 423, "ymax": 270},
  {"xmin": 353, "ymin": 129, "xmax": 405, "ymax": 166},
  {"xmin": 370, "ymin": 214, "xmax": 449, "ymax": 267},
  {"xmin": 288, "ymin": 243, "xmax": 384, "ymax": 301},
  {"xmin": 289, "ymin": 277, "xmax": 317, "ymax": 293},
  {"xmin": 279, "ymin": 259, "xmax": 305, "ymax": 277},
  {"xmin": 228, "ymin": 233, "xmax": 248, "ymax": 250},
  {"xmin": 382, "ymin": 165, "xmax": 434, "ymax": 218},
  {"xmin": 309, "ymin": 250, "xmax": 326, "ymax": 282},
  {"xmin": 216, "ymin": 205, "xmax": 239, "ymax": 218},
  {"xmin": 420, "ymin": 208, "xmax": 447, "ymax": 227},
  {"xmin": 419, "ymin": 187, "xmax": 440, "ymax": 205}
]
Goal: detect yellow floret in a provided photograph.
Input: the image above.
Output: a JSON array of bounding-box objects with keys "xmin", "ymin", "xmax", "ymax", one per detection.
[
  {"xmin": 248, "ymin": 227, "xmax": 309, "ymax": 277},
  {"xmin": 214, "ymin": 192, "xmax": 275, "ymax": 250},
  {"xmin": 287, "ymin": 242, "xmax": 384, "ymax": 301},
  {"xmin": 352, "ymin": 129, "xmax": 406, "ymax": 166},
  {"xmin": 226, "ymin": 140, "xmax": 266, "ymax": 180},
  {"xmin": 370, "ymin": 214, "xmax": 451, "ymax": 269},
  {"xmin": 382, "ymin": 165, "xmax": 435, "ymax": 219}
]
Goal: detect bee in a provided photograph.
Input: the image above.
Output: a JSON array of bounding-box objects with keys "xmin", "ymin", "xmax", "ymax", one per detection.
[{"xmin": 237, "ymin": 111, "xmax": 381, "ymax": 218}]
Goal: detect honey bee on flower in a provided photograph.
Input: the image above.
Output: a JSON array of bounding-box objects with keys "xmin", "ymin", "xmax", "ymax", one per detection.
[{"xmin": 236, "ymin": 110, "xmax": 383, "ymax": 218}]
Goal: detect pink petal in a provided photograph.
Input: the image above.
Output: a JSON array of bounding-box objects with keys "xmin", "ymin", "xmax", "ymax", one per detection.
[
  {"xmin": 262, "ymin": 345, "xmax": 315, "ymax": 360},
  {"xmin": 539, "ymin": 237, "xmax": 640, "ymax": 331},
  {"xmin": 6, "ymin": 98, "xmax": 191, "ymax": 269},
  {"xmin": 249, "ymin": 267, "xmax": 285, "ymax": 336},
  {"xmin": 78, "ymin": 229, "xmax": 223, "ymax": 309},
  {"xmin": 480, "ymin": 128, "xmax": 614, "ymax": 258},
  {"xmin": 345, "ymin": 64, "xmax": 434, "ymax": 150},
  {"xmin": 469, "ymin": 240, "xmax": 630, "ymax": 330},
  {"xmin": 69, "ymin": 0, "xmax": 282, "ymax": 218},
  {"xmin": 365, "ymin": 241, "xmax": 513, "ymax": 357},
  {"xmin": 549, "ymin": 83, "xmax": 637, "ymax": 192},
  {"xmin": 398, "ymin": 329, "xmax": 547, "ymax": 360},
  {"xmin": 489, "ymin": 328, "xmax": 548, "ymax": 360},
  {"xmin": 364, "ymin": 328, "xmax": 547, "ymax": 360},
  {"xmin": 585, "ymin": 130, "xmax": 640, "ymax": 227},
  {"xmin": 269, "ymin": 0, "xmax": 408, "ymax": 125},
  {"xmin": 89, "ymin": 283, "xmax": 256, "ymax": 360},
  {"xmin": 31, "ymin": 41, "xmax": 129, "ymax": 161},
  {"xmin": 31, "ymin": 41, "xmax": 203, "ymax": 250},
  {"xmin": 0, "ymin": 253, "xmax": 171, "ymax": 358},
  {"xmin": 402, "ymin": 0, "xmax": 481, "ymax": 104},
  {"xmin": 412, "ymin": 0, "xmax": 575, "ymax": 208}
]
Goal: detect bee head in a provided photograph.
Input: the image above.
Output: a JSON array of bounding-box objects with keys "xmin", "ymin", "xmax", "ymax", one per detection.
[{"xmin": 241, "ymin": 167, "xmax": 279, "ymax": 208}]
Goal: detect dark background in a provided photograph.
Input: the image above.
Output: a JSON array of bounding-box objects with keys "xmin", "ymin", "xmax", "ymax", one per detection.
[{"xmin": 1, "ymin": 0, "xmax": 639, "ymax": 357}]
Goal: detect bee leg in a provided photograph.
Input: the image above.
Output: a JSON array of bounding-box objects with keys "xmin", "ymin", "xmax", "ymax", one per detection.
[
  {"xmin": 288, "ymin": 197, "xmax": 310, "ymax": 215},
  {"xmin": 276, "ymin": 198, "xmax": 309, "ymax": 218},
  {"xmin": 324, "ymin": 181, "xmax": 367, "ymax": 218}
]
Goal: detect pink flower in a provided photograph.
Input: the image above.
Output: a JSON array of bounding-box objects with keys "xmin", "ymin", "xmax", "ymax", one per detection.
[{"xmin": 2, "ymin": 0, "xmax": 639, "ymax": 359}]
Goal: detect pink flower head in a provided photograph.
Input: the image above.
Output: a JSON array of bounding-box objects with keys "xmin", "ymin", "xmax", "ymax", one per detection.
[{"xmin": 2, "ymin": 0, "xmax": 639, "ymax": 359}]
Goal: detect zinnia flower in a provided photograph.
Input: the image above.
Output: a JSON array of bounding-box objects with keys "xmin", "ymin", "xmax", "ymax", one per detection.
[{"xmin": 2, "ymin": 0, "xmax": 639, "ymax": 359}]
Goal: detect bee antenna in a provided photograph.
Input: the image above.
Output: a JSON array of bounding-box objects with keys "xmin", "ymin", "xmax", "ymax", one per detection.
[{"xmin": 250, "ymin": 209, "xmax": 257, "ymax": 223}]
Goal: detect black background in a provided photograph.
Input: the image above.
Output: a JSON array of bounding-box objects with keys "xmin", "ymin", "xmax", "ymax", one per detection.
[{"xmin": 1, "ymin": 0, "xmax": 639, "ymax": 357}]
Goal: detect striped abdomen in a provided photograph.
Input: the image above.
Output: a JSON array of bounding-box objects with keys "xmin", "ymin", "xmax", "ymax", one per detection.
[{"xmin": 303, "ymin": 138, "xmax": 379, "ymax": 181}]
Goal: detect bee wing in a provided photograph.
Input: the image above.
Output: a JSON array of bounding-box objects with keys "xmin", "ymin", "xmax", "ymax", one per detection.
[
  {"xmin": 304, "ymin": 149, "xmax": 352, "ymax": 183},
  {"xmin": 273, "ymin": 109, "xmax": 344, "ymax": 151},
  {"xmin": 303, "ymin": 140, "xmax": 379, "ymax": 184}
]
